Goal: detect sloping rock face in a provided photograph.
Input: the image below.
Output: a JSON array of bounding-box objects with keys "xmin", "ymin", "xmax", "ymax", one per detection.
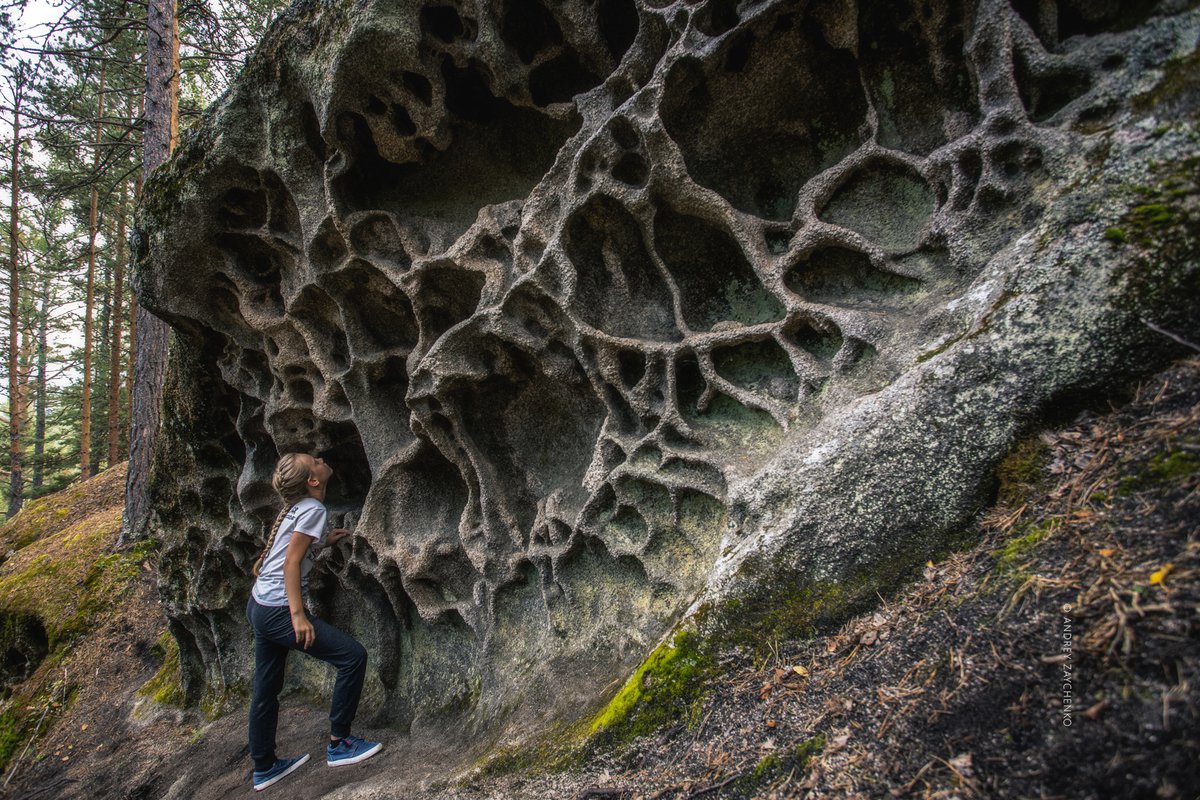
[{"xmin": 136, "ymin": 0, "xmax": 1200, "ymax": 747}]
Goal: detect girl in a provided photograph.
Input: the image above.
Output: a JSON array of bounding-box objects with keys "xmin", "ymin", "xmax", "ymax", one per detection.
[{"xmin": 245, "ymin": 452, "xmax": 382, "ymax": 791}]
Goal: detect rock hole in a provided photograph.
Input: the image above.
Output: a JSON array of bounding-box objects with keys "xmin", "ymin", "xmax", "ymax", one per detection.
[
  {"xmin": 609, "ymin": 117, "xmax": 639, "ymax": 150},
  {"xmin": 785, "ymin": 247, "xmax": 922, "ymax": 308},
  {"xmin": 712, "ymin": 338, "xmax": 798, "ymax": 403},
  {"xmin": 500, "ymin": 0, "xmax": 563, "ymax": 65},
  {"xmin": 308, "ymin": 217, "xmax": 348, "ymax": 272},
  {"xmin": 654, "ymin": 205, "xmax": 783, "ymax": 330},
  {"xmin": 391, "ymin": 104, "xmax": 417, "ymax": 137},
  {"xmin": 694, "ymin": 0, "xmax": 739, "ymax": 38},
  {"xmin": 460, "ymin": 346, "xmax": 604, "ymax": 534},
  {"xmin": 349, "ymin": 214, "xmax": 409, "ymax": 270},
  {"xmin": 612, "ymin": 153, "xmax": 649, "ymax": 186},
  {"xmin": 326, "ymin": 380, "xmax": 351, "ymax": 411},
  {"xmin": 421, "ymin": 5, "xmax": 467, "ymax": 43},
  {"xmin": 331, "ymin": 111, "xmax": 409, "ymax": 211},
  {"xmin": 414, "ymin": 266, "xmax": 486, "ymax": 342},
  {"xmin": 788, "ymin": 319, "xmax": 843, "ymax": 362},
  {"xmin": 530, "ymin": 51, "xmax": 604, "ymax": 106},
  {"xmin": 300, "ymin": 102, "xmax": 328, "ymax": 162},
  {"xmin": 566, "ymin": 195, "xmax": 680, "ymax": 341},
  {"xmin": 402, "ymin": 71, "xmax": 434, "ymax": 106},
  {"xmin": 327, "ymin": 262, "xmax": 419, "ymax": 354},
  {"xmin": 819, "ymin": 159, "xmax": 935, "ymax": 254},
  {"xmin": 603, "ymin": 383, "xmax": 640, "ymax": 435},
  {"xmin": 764, "ymin": 228, "xmax": 791, "ymax": 255},
  {"xmin": 288, "ymin": 378, "xmax": 314, "ymax": 405},
  {"xmin": 661, "ymin": 15, "xmax": 866, "ymax": 220},
  {"xmin": 218, "ymin": 187, "xmax": 267, "ymax": 230},
  {"xmin": 336, "ymin": 58, "xmax": 577, "ymax": 241},
  {"xmin": 290, "ymin": 286, "xmax": 352, "ymax": 372},
  {"xmin": 1014, "ymin": 50, "xmax": 1092, "ymax": 122},
  {"xmin": 989, "ymin": 140, "xmax": 1042, "ymax": 182},
  {"xmin": 858, "ymin": 2, "xmax": 976, "ymax": 155},
  {"xmin": 618, "ymin": 349, "xmax": 646, "ymax": 387},
  {"xmin": 674, "ymin": 353, "xmax": 706, "ymax": 415},
  {"xmin": 952, "ymin": 149, "xmax": 982, "ymax": 211},
  {"xmin": 723, "ymin": 30, "xmax": 753, "ymax": 73},
  {"xmin": 597, "ymin": 0, "xmax": 638, "ymax": 62},
  {"xmin": 320, "ymin": 420, "xmax": 372, "ymax": 515},
  {"xmin": 0, "ymin": 613, "xmax": 48, "ymax": 694},
  {"xmin": 443, "ymin": 59, "xmax": 505, "ymax": 124}
]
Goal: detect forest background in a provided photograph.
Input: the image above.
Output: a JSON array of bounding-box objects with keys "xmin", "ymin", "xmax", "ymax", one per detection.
[{"xmin": 0, "ymin": 0, "xmax": 287, "ymax": 518}]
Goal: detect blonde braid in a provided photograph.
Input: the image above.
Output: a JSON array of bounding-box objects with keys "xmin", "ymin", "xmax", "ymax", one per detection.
[{"xmin": 251, "ymin": 453, "xmax": 313, "ymax": 577}]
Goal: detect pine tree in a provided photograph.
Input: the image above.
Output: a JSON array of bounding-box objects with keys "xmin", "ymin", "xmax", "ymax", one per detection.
[{"xmin": 5, "ymin": 64, "xmax": 28, "ymax": 518}]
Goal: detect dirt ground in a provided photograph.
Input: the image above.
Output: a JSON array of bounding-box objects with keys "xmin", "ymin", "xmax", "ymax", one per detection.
[{"xmin": 2, "ymin": 357, "xmax": 1197, "ymax": 800}]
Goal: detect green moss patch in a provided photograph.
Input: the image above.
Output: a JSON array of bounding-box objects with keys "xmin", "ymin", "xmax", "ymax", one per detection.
[
  {"xmin": 589, "ymin": 628, "xmax": 716, "ymax": 748},
  {"xmin": 995, "ymin": 517, "xmax": 1061, "ymax": 578},
  {"xmin": 0, "ymin": 466, "xmax": 156, "ymax": 774},
  {"xmin": 995, "ymin": 436, "xmax": 1051, "ymax": 507},
  {"xmin": 0, "ymin": 466, "xmax": 128, "ymax": 557},
  {"xmin": 741, "ymin": 735, "xmax": 824, "ymax": 789},
  {"xmin": 1132, "ymin": 48, "xmax": 1200, "ymax": 118},
  {"xmin": 137, "ymin": 631, "xmax": 186, "ymax": 707},
  {"xmin": 1119, "ymin": 447, "xmax": 1200, "ymax": 495}
]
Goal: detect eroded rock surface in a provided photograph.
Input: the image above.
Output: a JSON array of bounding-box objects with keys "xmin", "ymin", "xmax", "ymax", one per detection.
[{"xmin": 136, "ymin": 0, "xmax": 1200, "ymax": 753}]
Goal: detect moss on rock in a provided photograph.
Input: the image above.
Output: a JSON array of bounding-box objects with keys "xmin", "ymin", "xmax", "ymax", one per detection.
[
  {"xmin": 138, "ymin": 631, "xmax": 186, "ymax": 707},
  {"xmin": 588, "ymin": 628, "xmax": 716, "ymax": 748}
]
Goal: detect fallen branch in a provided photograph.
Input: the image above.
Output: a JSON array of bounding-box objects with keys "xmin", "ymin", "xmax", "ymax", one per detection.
[{"xmin": 1142, "ymin": 318, "xmax": 1200, "ymax": 354}]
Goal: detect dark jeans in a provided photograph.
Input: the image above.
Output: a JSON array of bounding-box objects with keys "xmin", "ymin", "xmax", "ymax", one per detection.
[{"xmin": 246, "ymin": 596, "xmax": 368, "ymax": 771}]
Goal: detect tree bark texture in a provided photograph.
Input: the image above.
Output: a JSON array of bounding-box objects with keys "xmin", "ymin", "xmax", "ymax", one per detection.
[
  {"xmin": 32, "ymin": 269, "xmax": 49, "ymax": 491},
  {"xmin": 7, "ymin": 85, "xmax": 23, "ymax": 518},
  {"xmin": 122, "ymin": 0, "xmax": 178, "ymax": 542}
]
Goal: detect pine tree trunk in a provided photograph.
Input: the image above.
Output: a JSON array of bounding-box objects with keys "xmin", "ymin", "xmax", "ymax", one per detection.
[
  {"xmin": 127, "ymin": 292, "xmax": 137, "ymax": 427},
  {"xmin": 96, "ymin": 258, "xmax": 112, "ymax": 471},
  {"xmin": 108, "ymin": 178, "xmax": 128, "ymax": 469},
  {"xmin": 81, "ymin": 60, "xmax": 107, "ymax": 481},
  {"xmin": 19, "ymin": 326, "xmax": 33, "ymax": 437},
  {"xmin": 31, "ymin": 270, "xmax": 50, "ymax": 492},
  {"xmin": 7, "ymin": 83, "xmax": 24, "ymax": 519},
  {"xmin": 122, "ymin": 0, "xmax": 179, "ymax": 542}
]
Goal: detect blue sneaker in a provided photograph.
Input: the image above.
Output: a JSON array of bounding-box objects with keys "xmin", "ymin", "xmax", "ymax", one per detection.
[
  {"xmin": 326, "ymin": 735, "xmax": 383, "ymax": 766},
  {"xmin": 252, "ymin": 754, "xmax": 310, "ymax": 791}
]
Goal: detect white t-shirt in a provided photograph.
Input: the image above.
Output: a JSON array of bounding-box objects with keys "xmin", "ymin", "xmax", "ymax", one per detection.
[{"xmin": 251, "ymin": 497, "xmax": 330, "ymax": 607}]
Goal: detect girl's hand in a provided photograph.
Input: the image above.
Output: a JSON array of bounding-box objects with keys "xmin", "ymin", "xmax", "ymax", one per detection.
[
  {"xmin": 292, "ymin": 611, "xmax": 316, "ymax": 649},
  {"xmin": 327, "ymin": 528, "xmax": 353, "ymax": 545}
]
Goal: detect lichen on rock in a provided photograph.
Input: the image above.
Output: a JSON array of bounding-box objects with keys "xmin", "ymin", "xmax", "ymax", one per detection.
[{"xmin": 134, "ymin": 0, "xmax": 1200, "ymax": 754}]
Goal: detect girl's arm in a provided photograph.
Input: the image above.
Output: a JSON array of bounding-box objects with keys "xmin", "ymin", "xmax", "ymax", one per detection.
[{"xmin": 284, "ymin": 533, "xmax": 316, "ymax": 649}]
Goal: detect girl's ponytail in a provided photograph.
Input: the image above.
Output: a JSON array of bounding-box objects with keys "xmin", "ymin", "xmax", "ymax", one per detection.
[
  {"xmin": 252, "ymin": 506, "xmax": 291, "ymax": 577},
  {"xmin": 251, "ymin": 453, "xmax": 314, "ymax": 577}
]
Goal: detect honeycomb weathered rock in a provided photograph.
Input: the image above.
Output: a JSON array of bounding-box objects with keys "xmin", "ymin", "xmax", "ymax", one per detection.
[{"xmin": 135, "ymin": 0, "xmax": 1200, "ymax": 749}]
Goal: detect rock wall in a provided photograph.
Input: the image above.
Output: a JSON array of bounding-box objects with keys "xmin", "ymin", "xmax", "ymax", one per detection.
[{"xmin": 135, "ymin": 0, "xmax": 1200, "ymax": 746}]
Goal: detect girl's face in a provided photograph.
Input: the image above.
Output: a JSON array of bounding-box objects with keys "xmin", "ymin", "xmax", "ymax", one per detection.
[{"xmin": 305, "ymin": 454, "xmax": 333, "ymax": 486}]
